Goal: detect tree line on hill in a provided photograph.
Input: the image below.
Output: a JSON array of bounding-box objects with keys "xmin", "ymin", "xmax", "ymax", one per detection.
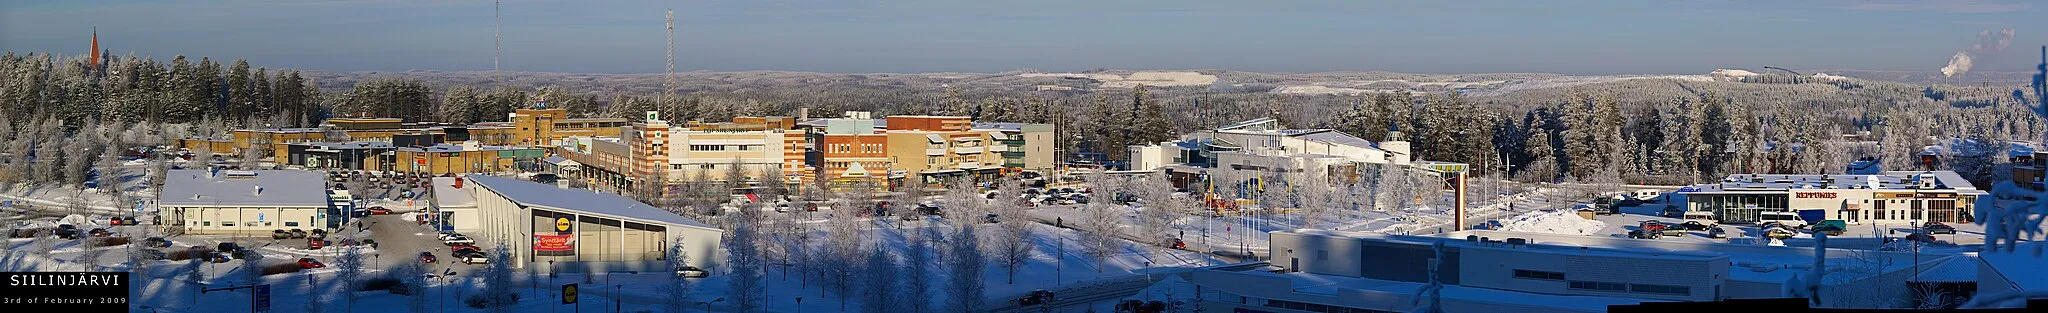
[{"xmin": 6, "ymin": 50, "xmax": 2044, "ymax": 187}]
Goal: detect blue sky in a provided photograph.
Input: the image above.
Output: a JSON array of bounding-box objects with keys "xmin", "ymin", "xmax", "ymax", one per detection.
[{"xmin": 3, "ymin": 0, "xmax": 2043, "ymax": 74}]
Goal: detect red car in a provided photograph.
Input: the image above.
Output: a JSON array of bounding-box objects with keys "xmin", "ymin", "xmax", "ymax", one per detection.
[
  {"xmin": 297, "ymin": 258, "xmax": 326, "ymax": 269},
  {"xmin": 419, "ymin": 252, "xmax": 437, "ymax": 263},
  {"xmin": 447, "ymin": 244, "xmax": 479, "ymax": 252},
  {"xmin": 307, "ymin": 239, "xmax": 325, "ymax": 249},
  {"xmin": 367, "ymin": 207, "xmax": 393, "ymax": 215}
]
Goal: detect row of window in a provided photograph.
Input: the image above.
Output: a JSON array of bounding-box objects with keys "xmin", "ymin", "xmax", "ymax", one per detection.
[
  {"xmin": 1513, "ymin": 269, "xmax": 1566, "ymax": 281},
  {"xmin": 689, "ymin": 144, "xmax": 765, "ymax": 151},
  {"xmin": 1264, "ymin": 299, "xmax": 1394, "ymax": 313},
  {"xmin": 827, "ymin": 144, "xmax": 884, "ymax": 154},
  {"xmin": 1566, "ymin": 280, "xmax": 1691, "ymax": 296},
  {"xmin": 189, "ymin": 221, "xmax": 302, "ymax": 227}
]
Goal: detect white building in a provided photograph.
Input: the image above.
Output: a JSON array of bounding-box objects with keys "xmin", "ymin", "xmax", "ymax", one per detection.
[
  {"xmin": 1128, "ymin": 118, "xmax": 1401, "ymax": 173},
  {"xmin": 426, "ymin": 176, "xmax": 480, "ymax": 232},
  {"xmin": 1218, "ymin": 229, "xmax": 1946, "ymax": 311},
  {"xmin": 461, "ymin": 175, "xmax": 723, "ymax": 273},
  {"xmin": 1678, "ymin": 171, "xmax": 1986, "ymax": 224},
  {"xmin": 159, "ymin": 170, "xmax": 337, "ymax": 235}
]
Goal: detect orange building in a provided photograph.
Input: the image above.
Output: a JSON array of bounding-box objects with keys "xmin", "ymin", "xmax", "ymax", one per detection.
[{"xmin": 510, "ymin": 108, "xmax": 628, "ymax": 146}]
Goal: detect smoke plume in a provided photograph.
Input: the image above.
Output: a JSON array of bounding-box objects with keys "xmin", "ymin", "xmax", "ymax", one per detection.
[{"xmin": 1942, "ymin": 28, "xmax": 2017, "ymax": 78}]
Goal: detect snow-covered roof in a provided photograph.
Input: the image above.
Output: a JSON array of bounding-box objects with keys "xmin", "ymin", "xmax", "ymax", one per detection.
[
  {"xmin": 429, "ymin": 177, "xmax": 477, "ymax": 208},
  {"xmin": 542, "ymin": 155, "xmax": 571, "ymax": 165},
  {"xmin": 1977, "ymin": 246, "xmax": 2048, "ymax": 293},
  {"xmin": 462, "ymin": 175, "xmax": 715, "ymax": 230},
  {"xmin": 1294, "ymin": 130, "xmax": 1382, "ymax": 151},
  {"xmin": 1195, "ymin": 267, "xmax": 1657, "ymax": 312},
  {"xmin": 160, "ymin": 170, "xmax": 331, "ymax": 207},
  {"xmin": 1913, "ymin": 255, "xmax": 1979, "ymax": 283},
  {"xmin": 1680, "ymin": 171, "xmax": 1984, "ymax": 195}
]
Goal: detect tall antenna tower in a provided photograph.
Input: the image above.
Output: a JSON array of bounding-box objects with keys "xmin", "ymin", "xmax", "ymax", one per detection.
[
  {"xmin": 666, "ymin": 9, "xmax": 677, "ymax": 99},
  {"xmin": 494, "ymin": 0, "xmax": 501, "ymax": 80}
]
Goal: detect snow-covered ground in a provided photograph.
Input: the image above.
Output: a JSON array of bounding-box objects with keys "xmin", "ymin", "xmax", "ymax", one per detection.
[{"xmin": 1498, "ymin": 209, "xmax": 1605, "ymax": 235}]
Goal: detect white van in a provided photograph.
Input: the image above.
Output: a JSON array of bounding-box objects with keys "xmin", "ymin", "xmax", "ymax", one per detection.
[
  {"xmin": 1757, "ymin": 211, "xmax": 1807, "ymax": 228},
  {"xmin": 1682, "ymin": 211, "xmax": 1718, "ymax": 226}
]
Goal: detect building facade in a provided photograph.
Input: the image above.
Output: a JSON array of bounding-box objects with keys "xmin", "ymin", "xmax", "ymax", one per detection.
[
  {"xmin": 462, "ymin": 175, "xmax": 722, "ymax": 272},
  {"xmin": 159, "ymin": 170, "xmax": 337, "ymax": 235},
  {"xmin": 1679, "ymin": 171, "xmax": 1985, "ymax": 224}
]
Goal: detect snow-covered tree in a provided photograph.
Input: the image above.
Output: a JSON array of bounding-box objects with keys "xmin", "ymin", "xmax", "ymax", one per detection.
[
  {"xmin": 484, "ymin": 243, "xmax": 515, "ymax": 313},
  {"xmin": 822, "ymin": 197, "xmax": 866, "ymax": 310},
  {"xmin": 662, "ymin": 237, "xmax": 691, "ymax": 313},
  {"xmin": 858, "ymin": 240, "xmax": 899, "ymax": 313},
  {"xmin": 1134, "ymin": 172, "xmax": 1186, "ymax": 261},
  {"xmin": 903, "ymin": 226, "xmax": 937, "ymax": 313},
  {"xmin": 944, "ymin": 217, "xmax": 987, "ymax": 313},
  {"xmin": 391, "ymin": 257, "xmax": 430, "ymax": 313},
  {"xmin": 990, "ymin": 181, "xmax": 1036, "ymax": 284},
  {"xmin": 1078, "ymin": 200, "xmax": 1125, "ymax": 272},
  {"xmin": 723, "ymin": 206, "xmax": 765, "ymax": 313},
  {"xmin": 334, "ymin": 239, "xmax": 364, "ymax": 310}
]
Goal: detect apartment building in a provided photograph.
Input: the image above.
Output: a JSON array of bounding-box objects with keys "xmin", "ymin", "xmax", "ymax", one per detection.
[
  {"xmin": 510, "ymin": 108, "xmax": 628, "ymax": 145},
  {"xmin": 807, "ymin": 118, "xmax": 892, "ymax": 188}
]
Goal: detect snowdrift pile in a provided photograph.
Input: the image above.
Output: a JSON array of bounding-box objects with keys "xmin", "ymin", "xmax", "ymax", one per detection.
[{"xmin": 1500, "ymin": 209, "xmax": 1606, "ymax": 235}]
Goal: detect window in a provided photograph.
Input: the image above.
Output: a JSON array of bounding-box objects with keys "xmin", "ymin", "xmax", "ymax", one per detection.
[
  {"xmin": 285, "ymin": 221, "xmax": 300, "ymax": 227},
  {"xmin": 202, "ymin": 221, "xmax": 212, "ymax": 226},
  {"xmin": 1630, "ymin": 284, "xmax": 1692, "ymax": 295},
  {"xmin": 1514, "ymin": 269, "xmax": 1566, "ymax": 281},
  {"xmin": 691, "ymin": 145, "xmax": 725, "ymax": 151},
  {"xmin": 1567, "ymin": 281, "xmax": 1626, "ymax": 291}
]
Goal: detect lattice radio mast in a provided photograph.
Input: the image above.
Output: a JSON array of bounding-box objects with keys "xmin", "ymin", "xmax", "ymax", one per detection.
[{"xmin": 666, "ymin": 9, "xmax": 677, "ymax": 99}]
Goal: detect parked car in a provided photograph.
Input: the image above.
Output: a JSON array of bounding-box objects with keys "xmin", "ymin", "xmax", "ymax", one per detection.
[
  {"xmin": 297, "ymin": 258, "xmax": 327, "ymax": 269},
  {"xmin": 307, "ymin": 239, "xmax": 324, "ymax": 249},
  {"xmin": 366, "ymin": 207, "xmax": 393, "ymax": 215},
  {"xmin": 231, "ymin": 249, "xmax": 261, "ymax": 260},
  {"xmin": 310, "ymin": 229, "xmax": 328, "ymax": 240},
  {"xmin": 272, "ymin": 229, "xmax": 293, "ymax": 240},
  {"xmin": 443, "ymin": 236, "xmax": 476, "ymax": 246},
  {"xmin": 1658, "ymin": 225, "xmax": 1689, "ymax": 236},
  {"xmin": 143, "ymin": 237, "xmax": 172, "ymax": 248},
  {"xmin": 1677, "ymin": 221, "xmax": 1714, "ymax": 231},
  {"xmin": 1707, "ymin": 227, "xmax": 1729, "ymax": 238},
  {"xmin": 1766, "ymin": 228, "xmax": 1798, "ymax": 240},
  {"xmin": 1811, "ymin": 220, "xmax": 1848, "ymax": 236},
  {"xmin": 139, "ymin": 249, "xmax": 167, "ymax": 260},
  {"xmin": 289, "ymin": 229, "xmax": 308, "ymax": 239},
  {"xmin": 216, "ymin": 242, "xmax": 243, "ymax": 253},
  {"xmin": 437, "ymin": 231, "xmax": 464, "ymax": 241},
  {"xmin": 1164, "ymin": 237, "xmax": 1186, "ymax": 250},
  {"xmin": 1017, "ymin": 289, "xmax": 1056, "ymax": 306},
  {"xmin": 54, "ymin": 224, "xmax": 81, "ymax": 239},
  {"xmin": 447, "ymin": 244, "xmax": 480, "ymax": 252},
  {"xmin": 453, "ymin": 248, "xmax": 485, "ymax": 258},
  {"xmin": 88, "ymin": 228, "xmax": 111, "ymax": 237},
  {"xmin": 1922, "ymin": 222, "xmax": 1957, "ymax": 235},
  {"xmin": 419, "ymin": 252, "xmax": 437, "ymax": 263},
  {"xmin": 773, "ymin": 203, "xmax": 791, "ymax": 213},
  {"xmin": 983, "ymin": 213, "xmax": 1001, "ymax": 224},
  {"xmin": 459, "ymin": 255, "xmax": 489, "ymax": 265},
  {"xmin": 1628, "ymin": 229, "xmax": 1662, "ymax": 239},
  {"xmin": 675, "ymin": 266, "xmax": 709, "ymax": 278},
  {"xmin": 1638, "ymin": 221, "xmax": 1669, "ymax": 233}
]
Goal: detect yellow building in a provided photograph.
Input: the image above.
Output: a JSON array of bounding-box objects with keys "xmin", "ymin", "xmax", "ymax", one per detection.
[
  {"xmin": 393, "ymin": 142, "xmax": 547, "ymax": 175},
  {"xmin": 511, "ymin": 108, "xmax": 628, "ymax": 146}
]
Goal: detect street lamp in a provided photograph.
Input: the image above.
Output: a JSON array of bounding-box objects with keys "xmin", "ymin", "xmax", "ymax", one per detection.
[{"xmin": 696, "ymin": 297, "xmax": 724, "ymax": 312}]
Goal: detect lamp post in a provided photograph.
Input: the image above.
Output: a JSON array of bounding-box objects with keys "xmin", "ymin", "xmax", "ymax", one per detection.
[{"xmin": 697, "ymin": 297, "xmax": 724, "ymax": 312}]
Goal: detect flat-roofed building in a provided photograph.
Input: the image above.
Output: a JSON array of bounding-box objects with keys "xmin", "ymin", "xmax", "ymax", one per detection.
[
  {"xmin": 462, "ymin": 175, "xmax": 722, "ymax": 272},
  {"xmin": 158, "ymin": 170, "xmax": 338, "ymax": 235},
  {"xmin": 1678, "ymin": 171, "xmax": 1986, "ymax": 224}
]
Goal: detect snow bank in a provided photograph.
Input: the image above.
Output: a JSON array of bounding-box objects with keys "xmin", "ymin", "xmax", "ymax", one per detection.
[{"xmin": 1499, "ymin": 210, "xmax": 1605, "ymax": 235}]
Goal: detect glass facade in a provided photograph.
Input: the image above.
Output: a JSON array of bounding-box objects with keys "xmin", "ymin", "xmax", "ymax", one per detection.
[{"xmin": 1690, "ymin": 193, "xmax": 1787, "ymax": 224}]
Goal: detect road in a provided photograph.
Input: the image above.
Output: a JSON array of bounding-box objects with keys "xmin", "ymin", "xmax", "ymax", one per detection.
[
  {"xmin": 982, "ymin": 269, "xmax": 1186, "ymax": 313},
  {"xmin": 360, "ymin": 214, "xmax": 490, "ymax": 273},
  {"xmin": 1020, "ymin": 205, "xmax": 1247, "ymax": 265}
]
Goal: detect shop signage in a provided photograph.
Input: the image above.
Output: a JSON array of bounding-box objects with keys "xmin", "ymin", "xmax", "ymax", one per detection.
[
  {"xmin": 1795, "ymin": 192, "xmax": 1838, "ymax": 199},
  {"xmin": 555, "ymin": 217, "xmax": 573, "ymax": 233},
  {"xmin": 534, "ymin": 234, "xmax": 576, "ymax": 252}
]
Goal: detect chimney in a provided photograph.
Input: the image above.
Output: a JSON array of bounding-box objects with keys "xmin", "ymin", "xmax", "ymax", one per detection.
[
  {"xmin": 798, "ymin": 108, "xmax": 810, "ymax": 121},
  {"xmin": 253, "ymin": 185, "xmax": 263, "ymax": 196},
  {"xmin": 454, "ymin": 177, "xmax": 464, "ymax": 189}
]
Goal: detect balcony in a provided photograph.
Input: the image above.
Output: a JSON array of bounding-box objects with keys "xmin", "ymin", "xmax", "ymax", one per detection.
[
  {"xmin": 987, "ymin": 145, "xmax": 1008, "ymax": 152},
  {"xmin": 925, "ymin": 148, "xmax": 946, "ymax": 156},
  {"xmin": 958, "ymin": 162, "xmax": 981, "ymax": 169},
  {"xmin": 954, "ymin": 146, "xmax": 984, "ymax": 155}
]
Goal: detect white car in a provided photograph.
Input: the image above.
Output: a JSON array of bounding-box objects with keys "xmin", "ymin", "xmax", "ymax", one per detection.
[
  {"xmin": 459, "ymin": 255, "xmax": 489, "ymax": 265},
  {"xmin": 443, "ymin": 237, "xmax": 476, "ymax": 246},
  {"xmin": 675, "ymin": 266, "xmax": 709, "ymax": 278},
  {"xmin": 437, "ymin": 232, "xmax": 465, "ymax": 241}
]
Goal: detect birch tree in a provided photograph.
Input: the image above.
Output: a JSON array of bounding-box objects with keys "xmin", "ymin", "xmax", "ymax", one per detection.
[
  {"xmin": 723, "ymin": 205, "xmax": 765, "ymax": 313},
  {"xmin": 903, "ymin": 226, "xmax": 936, "ymax": 313},
  {"xmin": 1078, "ymin": 200, "xmax": 1125, "ymax": 272},
  {"xmin": 990, "ymin": 180, "xmax": 1037, "ymax": 284},
  {"xmin": 858, "ymin": 240, "xmax": 899, "ymax": 313},
  {"xmin": 944, "ymin": 217, "xmax": 986, "ymax": 313},
  {"xmin": 662, "ymin": 238, "xmax": 691, "ymax": 313}
]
